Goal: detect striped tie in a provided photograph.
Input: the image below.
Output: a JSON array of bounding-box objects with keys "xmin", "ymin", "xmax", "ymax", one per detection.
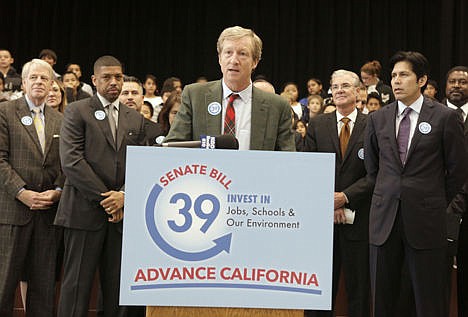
[
  {"xmin": 397, "ymin": 107, "xmax": 412, "ymax": 164},
  {"xmin": 32, "ymin": 107, "xmax": 45, "ymax": 152},
  {"xmin": 224, "ymin": 94, "xmax": 238, "ymax": 136}
]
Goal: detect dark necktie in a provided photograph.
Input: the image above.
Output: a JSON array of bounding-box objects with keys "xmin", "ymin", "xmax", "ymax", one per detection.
[
  {"xmin": 107, "ymin": 104, "xmax": 117, "ymax": 142},
  {"xmin": 397, "ymin": 107, "xmax": 412, "ymax": 164},
  {"xmin": 224, "ymin": 94, "xmax": 238, "ymax": 136},
  {"xmin": 339, "ymin": 117, "xmax": 351, "ymax": 157},
  {"xmin": 456, "ymin": 107, "xmax": 465, "ymax": 122}
]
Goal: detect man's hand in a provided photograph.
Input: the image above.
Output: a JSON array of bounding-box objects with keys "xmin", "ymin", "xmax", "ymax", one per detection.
[
  {"xmin": 108, "ymin": 208, "xmax": 124, "ymax": 223},
  {"xmin": 334, "ymin": 207, "xmax": 346, "ymax": 224},
  {"xmin": 17, "ymin": 189, "xmax": 61, "ymax": 210},
  {"xmin": 100, "ymin": 191, "xmax": 125, "ymax": 216},
  {"xmin": 334, "ymin": 192, "xmax": 347, "ymax": 210}
]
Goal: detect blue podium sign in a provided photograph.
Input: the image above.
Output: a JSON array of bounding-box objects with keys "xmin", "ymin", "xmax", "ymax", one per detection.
[{"xmin": 120, "ymin": 147, "xmax": 335, "ymax": 310}]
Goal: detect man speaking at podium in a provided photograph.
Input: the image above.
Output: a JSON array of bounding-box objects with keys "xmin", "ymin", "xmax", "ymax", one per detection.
[{"xmin": 164, "ymin": 26, "xmax": 295, "ymax": 151}]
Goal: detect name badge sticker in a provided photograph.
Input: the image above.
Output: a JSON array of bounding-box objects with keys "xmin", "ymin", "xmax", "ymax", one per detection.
[
  {"xmin": 357, "ymin": 148, "xmax": 364, "ymax": 160},
  {"xmin": 21, "ymin": 116, "xmax": 33, "ymax": 126},
  {"xmin": 95, "ymin": 110, "xmax": 106, "ymax": 121},
  {"xmin": 418, "ymin": 122, "xmax": 431, "ymax": 134},
  {"xmin": 207, "ymin": 102, "xmax": 222, "ymax": 116}
]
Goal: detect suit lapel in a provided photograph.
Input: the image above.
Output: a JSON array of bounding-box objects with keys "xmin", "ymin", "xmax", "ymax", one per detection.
[
  {"xmin": 91, "ymin": 96, "xmax": 117, "ymax": 150},
  {"xmin": 204, "ymin": 82, "xmax": 223, "ymax": 136},
  {"xmin": 43, "ymin": 106, "xmax": 59, "ymax": 158},
  {"xmin": 116, "ymin": 103, "xmax": 129, "ymax": 150},
  {"xmin": 16, "ymin": 98, "xmax": 43, "ymax": 154},
  {"xmin": 250, "ymin": 88, "xmax": 269, "ymax": 150},
  {"xmin": 326, "ymin": 112, "xmax": 341, "ymax": 160},
  {"xmin": 384, "ymin": 103, "xmax": 402, "ymax": 166},
  {"xmin": 405, "ymin": 99, "xmax": 435, "ymax": 165},
  {"xmin": 342, "ymin": 111, "xmax": 365, "ymax": 162}
]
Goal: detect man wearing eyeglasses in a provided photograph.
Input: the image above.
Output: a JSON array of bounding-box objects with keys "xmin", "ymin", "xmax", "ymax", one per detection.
[{"xmin": 304, "ymin": 70, "xmax": 372, "ymax": 317}]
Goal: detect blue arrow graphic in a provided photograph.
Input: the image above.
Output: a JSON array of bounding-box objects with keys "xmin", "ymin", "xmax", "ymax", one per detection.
[{"xmin": 145, "ymin": 184, "xmax": 232, "ymax": 261}]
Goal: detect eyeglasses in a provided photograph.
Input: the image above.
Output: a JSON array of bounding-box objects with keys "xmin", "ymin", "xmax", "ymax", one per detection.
[{"xmin": 330, "ymin": 83, "xmax": 354, "ymax": 92}]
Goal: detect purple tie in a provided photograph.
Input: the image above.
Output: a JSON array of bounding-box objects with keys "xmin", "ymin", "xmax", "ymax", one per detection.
[{"xmin": 397, "ymin": 107, "xmax": 412, "ymax": 164}]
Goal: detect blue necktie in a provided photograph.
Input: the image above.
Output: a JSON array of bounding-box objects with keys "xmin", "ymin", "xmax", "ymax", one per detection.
[{"xmin": 397, "ymin": 107, "xmax": 412, "ymax": 164}]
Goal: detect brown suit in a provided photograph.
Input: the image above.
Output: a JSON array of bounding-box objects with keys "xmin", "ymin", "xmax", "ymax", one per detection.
[{"xmin": 0, "ymin": 97, "xmax": 63, "ymax": 316}]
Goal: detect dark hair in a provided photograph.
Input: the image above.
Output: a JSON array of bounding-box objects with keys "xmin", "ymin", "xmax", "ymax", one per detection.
[
  {"xmin": 389, "ymin": 51, "xmax": 429, "ymax": 80},
  {"xmin": 62, "ymin": 71, "xmax": 78, "ymax": 80},
  {"xmin": 446, "ymin": 66, "xmax": 468, "ymax": 80},
  {"xmin": 142, "ymin": 101, "xmax": 154, "ymax": 117},
  {"xmin": 145, "ymin": 74, "xmax": 158, "ymax": 85},
  {"xmin": 361, "ymin": 60, "xmax": 382, "ymax": 77},
  {"xmin": 426, "ymin": 79, "xmax": 438, "ymax": 91},
  {"xmin": 162, "ymin": 77, "xmax": 182, "ymax": 91},
  {"xmin": 158, "ymin": 91, "xmax": 182, "ymax": 135},
  {"xmin": 281, "ymin": 81, "xmax": 299, "ymax": 93},
  {"xmin": 367, "ymin": 91, "xmax": 383, "ymax": 106},
  {"xmin": 39, "ymin": 49, "xmax": 58, "ymax": 62},
  {"xmin": 93, "ymin": 55, "xmax": 122, "ymax": 73},
  {"xmin": 308, "ymin": 78, "xmax": 323, "ymax": 86}
]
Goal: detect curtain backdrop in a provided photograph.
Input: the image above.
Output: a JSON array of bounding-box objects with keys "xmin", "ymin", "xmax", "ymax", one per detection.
[{"xmin": 3, "ymin": 0, "xmax": 467, "ymax": 97}]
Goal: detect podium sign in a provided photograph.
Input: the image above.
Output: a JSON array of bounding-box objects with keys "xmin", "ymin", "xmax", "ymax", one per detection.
[{"xmin": 121, "ymin": 147, "xmax": 334, "ymax": 310}]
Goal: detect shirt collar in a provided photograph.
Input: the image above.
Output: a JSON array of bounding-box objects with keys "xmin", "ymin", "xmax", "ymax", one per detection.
[
  {"xmin": 97, "ymin": 93, "xmax": 120, "ymax": 111},
  {"xmin": 222, "ymin": 80, "xmax": 252, "ymax": 103},
  {"xmin": 397, "ymin": 94, "xmax": 424, "ymax": 116},
  {"xmin": 336, "ymin": 107, "xmax": 358, "ymax": 123},
  {"xmin": 447, "ymin": 100, "xmax": 468, "ymax": 115},
  {"xmin": 25, "ymin": 95, "xmax": 45, "ymax": 113}
]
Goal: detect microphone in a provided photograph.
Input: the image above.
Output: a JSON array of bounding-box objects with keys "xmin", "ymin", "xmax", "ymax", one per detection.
[{"xmin": 158, "ymin": 135, "xmax": 239, "ymax": 150}]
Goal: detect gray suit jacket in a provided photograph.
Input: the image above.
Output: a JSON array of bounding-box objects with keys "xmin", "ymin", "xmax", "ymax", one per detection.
[
  {"xmin": 54, "ymin": 96, "xmax": 147, "ymax": 230},
  {"xmin": 0, "ymin": 97, "xmax": 64, "ymax": 225},
  {"xmin": 365, "ymin": 97, "xmax": 467, "ymax": 249},
  {"xmin": 164, "ymin": 80, "xmax": 295, "ymax": 151}
]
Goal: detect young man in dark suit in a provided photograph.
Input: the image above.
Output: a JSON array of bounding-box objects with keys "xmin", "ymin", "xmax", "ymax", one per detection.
[
  {"xmin": 0, "ymin": 59, "xmax": 64, "ymax": 316},
  {"xmin": 365, "ymin": 51, "xmax": 467, "ymax": 316},
  {"xmin": 304, "ymin": 70, "xmax": 372, "ymax": 317},
  {"xmin": 55, "ymin": 55, "xmax": 148, "ymax": 317}
]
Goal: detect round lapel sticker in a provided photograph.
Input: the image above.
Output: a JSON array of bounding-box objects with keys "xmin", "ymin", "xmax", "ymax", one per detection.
[
  {"xmin": 207, "ymin": 102, "xmax": 222, "ymax": 116},
  {"xmin": 418, "ymin": 122, "xmax": 431, "ymax": 134},
  {"xmin": 358, "ymin": 148, "xmax": 365, "ymax": 160},
  {"xmin": 95, "ymin": 110, "xmax": 106, "ymax": 121},
  {"xmin": 21, "ymin": 116, "xmax": 33, "ymax": 126},
  {"xmin": 155, "ymin": 136, "xmax": 165, "ymax": 145}
]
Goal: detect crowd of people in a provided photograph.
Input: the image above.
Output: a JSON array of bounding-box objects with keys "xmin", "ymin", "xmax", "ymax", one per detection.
[{"xmin": 0, "ymin": 24, "xmax": 467, "ymax": 317}]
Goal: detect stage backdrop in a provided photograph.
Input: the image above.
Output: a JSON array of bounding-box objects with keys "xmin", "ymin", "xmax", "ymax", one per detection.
[
  {"xmin": 120, "ymin": 147, "xmax": 335, "ymax": 310},
  {"xmin": 4, "ymin": 0, "xmax": 467, "ymax": 98}
]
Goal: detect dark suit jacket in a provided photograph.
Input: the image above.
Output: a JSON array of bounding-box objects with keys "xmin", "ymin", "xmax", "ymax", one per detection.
[
  {"xmin": 446, "ymin": 104, "xmax": 468, "ymax": 244},
  {"xmin": 164, "ymin": 80, "xmax": 295, "ymax": 151},
  {"xmin": 54, "ymin": 95, "xmax": 147, "ymax": 230},
  {"xmin": 365, "ymin": 97, "xmax": 467, "ymax": 249},
  {"xmin": 305, "ymin": 110, "xmax": 372, "ymax": 240},
  {"xmin": 0, "ymin": 97, "xmax": 64, "ymax": 225}
]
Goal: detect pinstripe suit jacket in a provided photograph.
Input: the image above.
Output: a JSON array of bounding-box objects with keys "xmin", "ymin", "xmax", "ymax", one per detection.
[{"xmin": 0, "ymin": 97, "xmax": 64, "ymax": 225}]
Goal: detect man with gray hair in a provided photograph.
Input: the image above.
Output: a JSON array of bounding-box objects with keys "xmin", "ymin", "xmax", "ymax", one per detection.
[
  {"xmin": 0, "ymin": 58, "xmax": 64, "ymax": 316},
  {"xmin": 304, "ymin": 70, "xmax": 372, "ymax": 317}
]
